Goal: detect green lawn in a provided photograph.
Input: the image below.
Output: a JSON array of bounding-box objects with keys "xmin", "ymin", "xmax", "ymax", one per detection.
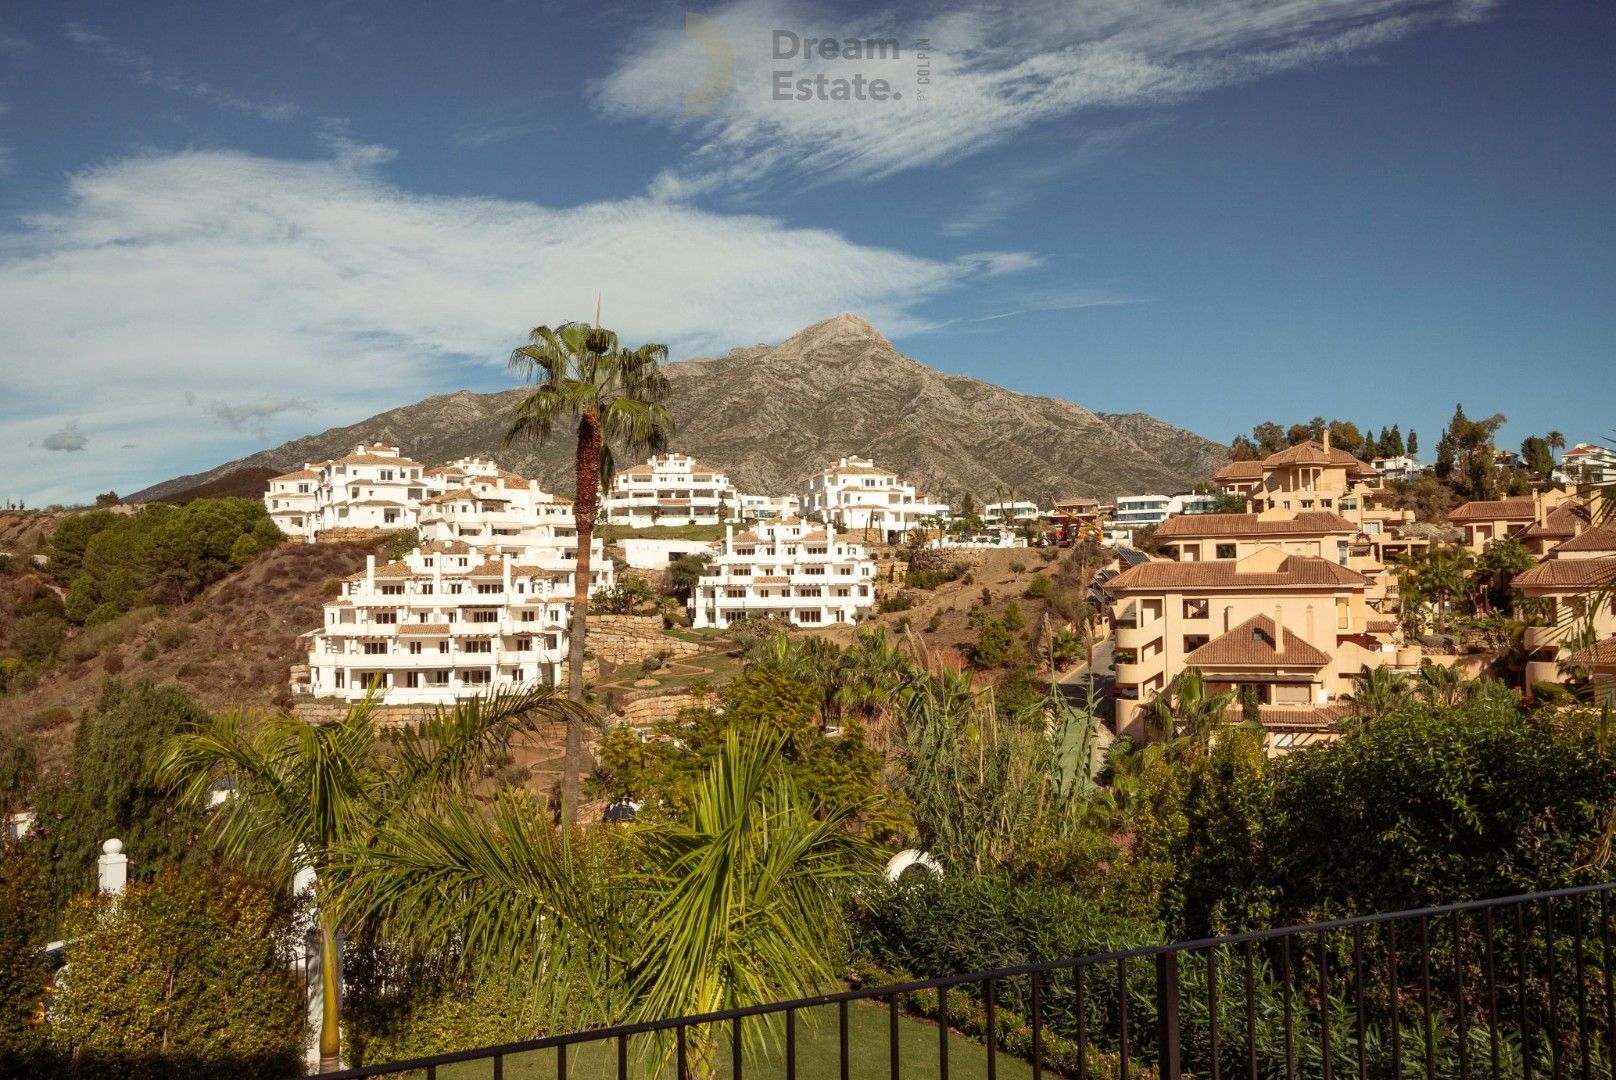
[{"xmin": 391, "ymin": 999, "xmax": 1035, "ymax": 1079}]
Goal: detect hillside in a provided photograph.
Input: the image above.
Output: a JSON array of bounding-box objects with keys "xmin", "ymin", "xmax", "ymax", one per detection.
[
  {"xmin": 130, "ymin": 314, "xmax": 1227, "ymax": 503},
  {"xmin": 0, "ymin": 541, "xmax": 370, "ymax": 767}
]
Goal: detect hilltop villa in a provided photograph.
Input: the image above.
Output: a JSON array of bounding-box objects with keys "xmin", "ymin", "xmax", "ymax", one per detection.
[
  {"xmin": 689, "ymin": 520, "xmax": 876, "ymax": 629},
  {"xmin": 798, "ymin": 456, "xmax": 950, "ymax": 543},
  {"xmin": 301, "ymin": 546, "xmax": 575, "ymax": 704}
]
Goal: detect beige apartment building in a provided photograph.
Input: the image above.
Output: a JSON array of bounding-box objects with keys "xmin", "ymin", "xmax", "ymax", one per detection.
[
  {"xmin": 1108, "ymin": 547, "xmax": 1397, "ymax": 747},
  {"xmin": 1514, "ymin": 522, "xmax": 1616, "ymax": 687}
]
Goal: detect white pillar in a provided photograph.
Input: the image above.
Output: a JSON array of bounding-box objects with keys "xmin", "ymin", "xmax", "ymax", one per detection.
[{"xmin": 96, "ymin": 838, "xmax": 128, "ymax": 895}]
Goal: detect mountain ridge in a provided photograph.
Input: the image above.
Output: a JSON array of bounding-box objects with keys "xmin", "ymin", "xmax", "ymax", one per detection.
[{"xmin": 130, "ymin": 314, "xmax": 1228, "ymax": 504}]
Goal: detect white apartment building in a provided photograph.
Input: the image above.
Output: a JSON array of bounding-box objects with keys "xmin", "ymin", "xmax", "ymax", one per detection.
[
  {"xmin": 798, "ymin": 456, "xmax": 950, "ymax": 543},
  {"xmin": 266, "ymin": 444, "xmax": 429, "ymax": 540},
  {"xmin": 602, "ymin": 453, "xmax": 744, "ymax": 528},
  {"xmin": 985, "ymin": 501, "xmax": 1042, "ymax": 524},
  {"xmin": 414, "ymin": 459, "xmax": 612, "ymax": 595},
  {"xmin": 690, "ymin": 520, "xmax": 876, "ymax": 629},
  {"xmin": 1370, "ymin": 455, "xmax": 1423, "ymax": 482},
  {"xmin": 737, "ymin": 492, "xmax": 801, "ymax": 522},
  {"xmin": 265, "ymin": 468, "xmax": 324, "ymax": 536},
  {"xmin": 303, "ymin": 545, "xmax": 573, "ymax": 704},
  {"xmin": 1555, "ymin": 444, "xmax": 1616, "ymax": 488}
]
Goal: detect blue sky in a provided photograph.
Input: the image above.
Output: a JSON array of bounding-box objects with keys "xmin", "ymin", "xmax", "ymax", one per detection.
[{"xmin": 1, "ymin": 0, "xmax": 1611, "ymax": 504}]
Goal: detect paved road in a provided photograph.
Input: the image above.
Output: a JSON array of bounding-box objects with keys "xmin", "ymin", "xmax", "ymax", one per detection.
[{"xmin": 1057, "ymin": 638, "xmax": 1115, "ymax": 725}]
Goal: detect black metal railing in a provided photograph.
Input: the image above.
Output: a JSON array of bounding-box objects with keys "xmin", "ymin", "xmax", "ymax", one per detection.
[{"xmin": 314, "ymin": 881, "xmax": 1616, "ymax": 1079}]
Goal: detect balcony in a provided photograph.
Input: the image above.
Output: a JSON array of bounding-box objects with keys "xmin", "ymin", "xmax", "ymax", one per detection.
[
  {"xmin": 1523, "ymin": 625, "xmax": 1561, "ymax": 651},
  {"xmin": 1114, "ymin": 656, "xmax": 1158, "ymax": 684},
  {"xmin": 1114, "ymin": 623, "xmax": 1158, "ymax": 651}
]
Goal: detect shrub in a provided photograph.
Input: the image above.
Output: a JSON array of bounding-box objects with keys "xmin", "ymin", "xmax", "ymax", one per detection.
[
  {"xmin": 319, "ymin": 575, "xmax": 343, "ymax": 598},
  {"xmin": 0, "ymin": 554, "xmax": 12, "ymax": 575},
  {"xmin": 137, "ymin": 642, "xmax": 157, "ymax": 663},
  {"xmin": 1038, "ymin": 547, "xmax": 1059, "ymax": 563},
  {"xmin": 10, "ymin": 614, "xmax": 65, "ymax": 664},
  {"xmin": 1023, "ymin": 575, "xmax": 1053, "ymax": 599},
  {"xmin": 25, "ymin": 707, "xmax": 74, "ymax": 735},
  {"xmin": 101, "ymin": 653, "xmax": 124, "ymax": 675},
  {"xmin": 156, "ymin": 623, "xmax": 192, "ymax": 652},
  {"xmin": 53, "ymin": 870, "xmax": 304, "ymax": 1079},
  {"xmin": 1530, "ymin": 681, "xmax": 1577, "ymax": 707},
  {"xmin": 973, "ymin": 618, "xmax": 1018, "ymax": 667},
  {"xmin": 1002, "ymin": 599, "xmax": 1026, "ymax": 631},
  {"xmin": 925, "ymin": 613, "xmax": 942, "ymax": 633},
  {"xmin": 878, "ymin": 593, "xmax": 914, "ymax": 614},
  {"xmin": 1009, "ymin": 560, "xmax": 1027, "ymax": 574}
]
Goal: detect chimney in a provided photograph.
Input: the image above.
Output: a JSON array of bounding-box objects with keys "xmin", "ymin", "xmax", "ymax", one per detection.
[
  {"xmin": 1273, "ymin": 605, "xmax": 1285, "ymax": 654},
  {"xmin": 1323, "ymin": 429, "xmax": 1331, "ymax": 452},
  {"xmin": 1305, "ymin": 604, "xmax": 1315, "ymax": 645},
  {"xmin": 366, "ymin": 554, "xmax": 376, "ymax": 589},
  {"xmin": 1534, "ymin": 489, "xmax": 1547, "ymax": 528}
]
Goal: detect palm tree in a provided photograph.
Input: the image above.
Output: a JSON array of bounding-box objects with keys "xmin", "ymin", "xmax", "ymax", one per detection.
[
  {"xmin": 1548, "ymin": 430, "xmax": 1566, "ymax": 453},
  {"xmin": 332, "ymin": 730, "xmax": 874, "ymax": 1078},
  {"xmin": 505, "ymin": 321, "xmax": 675, "ymax": 824},
  {"xmin": 1144, "ymin": 667, "xmax": 1236, "ymax": 752},
  {"xmin": 1343, "ymin": 663, "xmax": 1411, "ymax": 726},
  {"xmin": 1414, "ymin": 661, "xmax": 1467, "ymax": 710},
  {"xmin": 158, "ymin": 687, "xmax": 586, "ymax": 1073},
  {"xmin": 1412, "ymin": 545, "xmax": 1474, "ymax": 633}
]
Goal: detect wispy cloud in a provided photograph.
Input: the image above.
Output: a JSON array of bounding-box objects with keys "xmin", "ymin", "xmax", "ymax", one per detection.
[
  {"xmin": 450, "ymin": 97, "xmax": 556, "ymax": 149},
  {"xmin": 0, "ymin": 29, "xmax": 33, "ymax": 59},
  {"xmin": 204, "ymin": 398, "xmax": 316, "ymax": 439},
  {"xmin": 595, "ymin": 0, "xmax": 1499, "ymax": 195},
  {"xmin": 1, "ymin": 148, "xmax": 1029, "ymax": 503},
  {"xmin": 65, "ymin": 21, "xmax": 304, "ymax": 123}
]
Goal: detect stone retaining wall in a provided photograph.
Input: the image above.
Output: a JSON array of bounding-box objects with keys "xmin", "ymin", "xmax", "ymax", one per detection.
[
  {"xmin": 587, "ymin": 615, "xmax": 701, "ymax": 666},
  {"xmin": 612, "ymin": 690, "xmax": 698, "ymax": 728}
]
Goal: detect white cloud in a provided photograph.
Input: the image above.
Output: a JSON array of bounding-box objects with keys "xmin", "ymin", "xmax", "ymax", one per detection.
[
  {"xmin": 65, "ymin": 22, "xmax": 303, "ymax": 123},
  {"xmin": 595, "ymin": 0, "xmax": 1498, "ymax": 194},
  {"xmin": 42, "ymin": 422, "xmax": 88, "ymax": 452},
  {"xmin": 0, "ymin": 148, "xmax": 1018, "ymax": 504}
]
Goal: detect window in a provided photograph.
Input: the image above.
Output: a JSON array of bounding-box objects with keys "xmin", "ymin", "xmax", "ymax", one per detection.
[
  {"xmin": 477, "ymin": 583, "xmax": 501, "ymax": 594},
  {"xmin": 404, "ymin": 671, "xmax": 421, "ymax": 688},
  {"xmin": 797, "ymin": 610, "xmax": 822, "ymax": 624},
  {"xmin": 520, "ymin": 611, "xmax": 537, "ymax": 622},
  {"xmin": 514, "ymin": 638, "xmax": 532, "ymax": 651},
  {"xmin": 374, "ymin": 612, "xmax": 397, "ymax": 624},
  {"xmin": 363, "ymin": 642, "xmax": 387, "ymax": 655},
  {"xmin": 469, "ymin": 610, "xmax": 498, "ymax": 623},
  {"xmin": 447, "ymin": 583, "xmax": 463, "ymax": 594},
  {"xmin": 1215, "ymin": 544, "xmax": 1237, "ymax": 560},
  {"xmin": 1183, "ymin": 635, "xmax": 1210, "ymax": 653},
  {"xmin": 380, "ymin": 585, "xmax": 404, "ymax": 595},
  {"xmin": 462, "ymin": 670, "xmax": 490, "ymax": 686},
  {"xmin": 438, "ymin": 641, "xmax": 450, "ymax": 654},
  {"xmin": 1182, "ymin": 598, "xmax": 1209, "ymax": 619},
  {"xmin": 726, "ymin": 588, "xmax": 746, "ymax": 599},
  {"xmin": 384, "ymin": 509, "xmax": 400, "ymax": 524},
  {"xmin": 409, "ymin": 641, "xmax": 423, "ymax": 655},
  {"xmin": 462, "ymin": 639, "xmax": 492, "ymax": 653},
  {"xmin": 431, "ymin": 670, "xmax": 450, "ymax": 686},
  {"xmin": 803, "ymin": 566, "xmax": 825, "ymax": 575}
]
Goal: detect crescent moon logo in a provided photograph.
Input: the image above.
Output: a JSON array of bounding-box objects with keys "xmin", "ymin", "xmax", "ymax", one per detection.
[{"xmin": 684, "ymin": 11, "xmax": 734, "ymax": 119}]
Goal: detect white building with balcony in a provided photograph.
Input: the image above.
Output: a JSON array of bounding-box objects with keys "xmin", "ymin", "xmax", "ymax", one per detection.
[
  {"xmin": 689, "ymin": 520, "xmax": 876, "ymax": 629},
  {"xmin": 985, "ymin": 500, "xmax": 1041, "ymax": 525},
  {"xmin": 303, "ymin": 546, "xmax": 574, "ymax": 704},
  {"xmin": 602, "ymin": 453, "xmax": 744, "ymax": 528},
  {"xmin": 798, "ymin": 456, "xmax": 950, "ymax": 543}
]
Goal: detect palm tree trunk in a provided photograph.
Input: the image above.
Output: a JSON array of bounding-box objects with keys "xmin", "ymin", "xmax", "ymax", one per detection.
[
  {"xmin": 564, "ymin": 411, "xmax": 603, "ymax": 826},
  {"xmin": 317, "ymin": 913, "xmax": 341, "ymax": 1073}
]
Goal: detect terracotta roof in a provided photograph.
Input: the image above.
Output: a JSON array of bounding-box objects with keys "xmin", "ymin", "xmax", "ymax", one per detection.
[
  {"xmin": 422, "ymin": 488, "xmax": 509, "ymax": 506},
  {"xmin": 418, "ymin": 540, "xmax": 474, "ymax": 555},
  {"xmin": 1182, "ymin": 614, "xmax": 1331, "ymax": 669},
  {"xmin": 1154, "ymin": 511, "xmax": 1356, "ymax": 539},
  {"xmin": 1108, "ymin": 555, "xmax": 1367, "ymax": 591},
  {"xmin": 510, "ymin": 565, "xmax": 552, "ymax": 579},
  {"xmin": 1448, "ymin": 498, "xmax": 1536, "ymax": 523},
  {"xmin": 1565, "ymin": 638, "xmax": 1616, "ymax": 667},
  {"xmin": 1552, "ymin": 526, "xmax": 1616, "ymax": 554},
  {"xmin": 271, "ymin": 469, "xmax": 320, "ymax": 482},
  {"xmin": 333, "ymin": 452, "xmax": 422, "ymax": 467},
  {"xmin": 1366, "ymin": 618, "xmax": 1398, "ymax": 634},
  {"xmin": 1258, "ymin": 703, "xmax": 1351, "ymax": 731},
  {"xmin": 371, "ymin": 563, "xmax": 414, "ymax": 579},
  {"xmin": 1513, "ymin": 558, "xmax": 1616, "ymax": 590},
  {"xmin": 398, "ymin": 623, "xmax": 451, "ymax": 635},
  {"xmin": 1214, "ymin": 460, "xmax": 1264, "ymax": 480},
  {"xmin": 1520, "ymin": 505, "xmax": 1587, "ymax": 539},
  {"xmin": 1261, "ymin": 440, "xmax": 1371, "ymax": 470}
]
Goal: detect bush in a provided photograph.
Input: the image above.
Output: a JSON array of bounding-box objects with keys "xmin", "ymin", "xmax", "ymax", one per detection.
[
  {"xmin": 52, "ymin": 870, "xmax": 304, "ymax": 1079},
  {"xmin": 1009, "ymin": 560, "xmax": 1027, "ymax": 574},
  {"xmin": 973, "ymin": 618, "xmax": 1018, "ymax": 667},
  {"xmin": 1023, "ymin": 574, "xmax": 1053, "ymax": 599},
  {"xmin": 24, "ymin": 707, "xmax": 73, "ymax": 735},
  {"xmin": 156, "ymin": 623, "xmax": 193, "ymax": 652},
  {"xmin": 878, "ymin": 593, "xmax": 914, "ymax": 614},
  {"xmin": 1002, "ymin": 599, "xmax": 1026, "ymax": 631},
  {"xmin": 101, "ymin": 653, "xmax": 124, "ymax": 675},
  {"xmin": 925, "ymin": 613, "xmax": 942, "ymax": 633},
  {"xmin": 10, "ymin": 614, "xmax": 65, "ymax": 663},
  {"xmin": 1530, "ymin": 681, "xmax": 1577, "ymax": 707},
  {"xmin": 1038, "ymin": 547, "xmax": 1059, "ymax": 563}
]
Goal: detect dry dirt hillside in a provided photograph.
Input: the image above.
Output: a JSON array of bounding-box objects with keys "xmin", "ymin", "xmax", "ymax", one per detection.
[{"xmin": 0, "ymin": 541, "xmax": 370, "ymax": 769}]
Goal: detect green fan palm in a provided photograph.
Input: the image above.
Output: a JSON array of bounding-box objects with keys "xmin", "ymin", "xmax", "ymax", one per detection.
[
  {"xmin": 331, "ymin": 729, "xmax": 876, "ymax": 1078},
  {"xmin": 504, "ymin": 320, "xmax": 676, "ymax": 824},
  {"xmin": 158, "ymin": 686, "xmax": 588, "ymax": 1073}
]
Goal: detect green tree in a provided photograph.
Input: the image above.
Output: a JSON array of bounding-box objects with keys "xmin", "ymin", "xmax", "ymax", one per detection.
[
  {"xmin": 1405, "ymin": 544, "xmax": 1474, "ymax": 632},
  {"xmin": 159, "ymin": 687, "xmax": 586, "ymax": 1073},
  {"xmin": 1342, "ymin": 663, "xmax": 1411, "ymax": 727},
  {"xmin": 1473, "ymin": 535, "xmax": 1536, "ymax": 615},
  {"xmin": 666, "ymin": 552, "xmax": 712, "ymax": 603},
  {"xmin": 1145, "ymin": 667, "xmax": 1236, "ymax": 752},
  {"xmin": 1251, "ymin": 421, "xmax": 1286, "ymax": 456},
  {"xmin": 29, "ymin": 679, "xmax": 215, "ymax": 913},
  {"xmin": 504, "ymin": 321, "xmax": 676, "ymax": 825},
  {"xmin": 0, "ymin": 837, "xmax": 50, "ymax": 1064},
  {"xmin": 1406, "ymin": 429, "xmax": 1418, "ymax": 458},
  {"xmin": 1521, "ymin": 436, "xmax": 1555, "ymax": 479}
]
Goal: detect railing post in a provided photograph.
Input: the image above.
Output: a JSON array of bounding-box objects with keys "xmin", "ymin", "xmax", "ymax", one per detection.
[{"xmin": 1158, "ymin": 950, "xmax": 1183, "ymax": 1080}]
